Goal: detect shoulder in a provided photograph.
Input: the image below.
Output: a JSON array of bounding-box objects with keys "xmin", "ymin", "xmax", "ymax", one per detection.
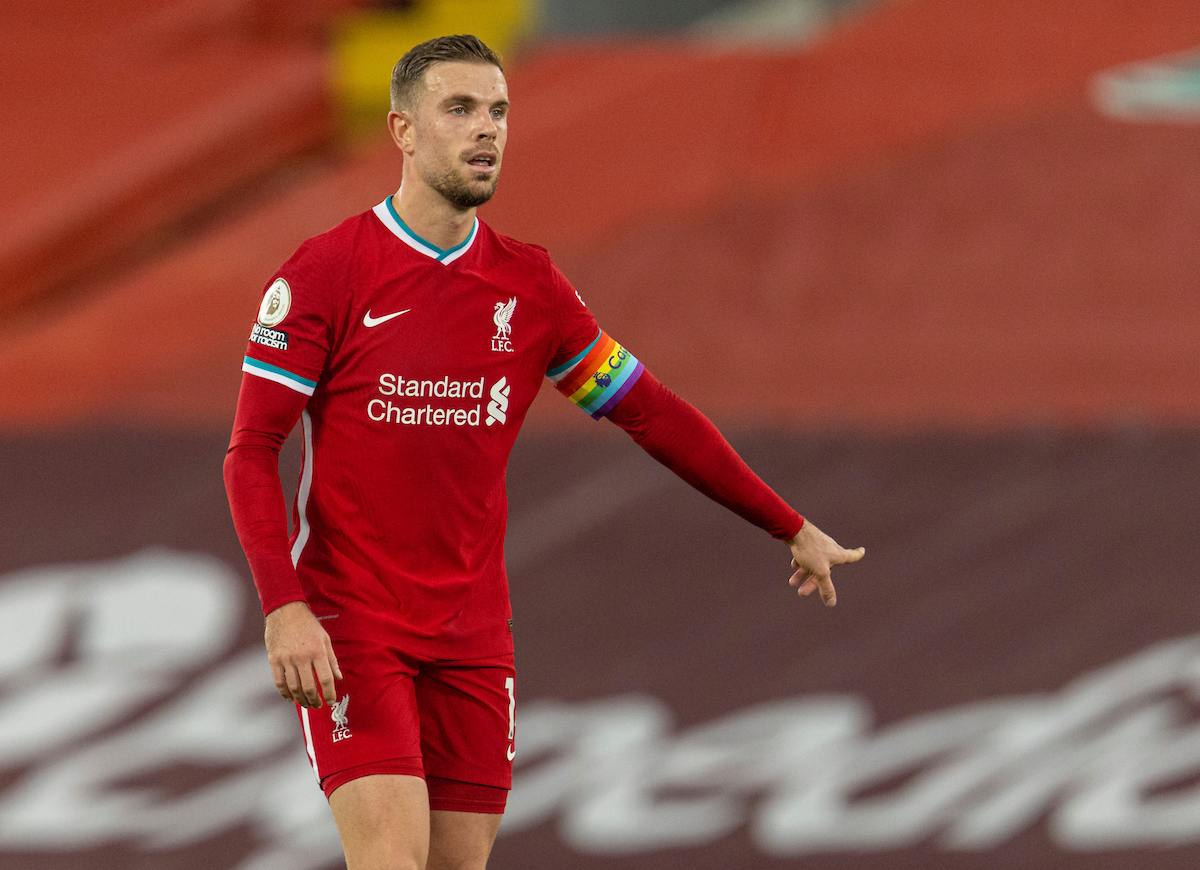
[
  {"xmin": 280, "ymin": 209, "xmax": 386, "ymax": 299},
  {"xmin": 295, "ymin": 209, "xmax": 380, "ymax": 261},
  {"xmin": 270, "ymin": 210, "xmax": 379, "ymax": 318},
  {"xmin": 476, "ymin": 221, "xmax": 555, "ymax": 273}
]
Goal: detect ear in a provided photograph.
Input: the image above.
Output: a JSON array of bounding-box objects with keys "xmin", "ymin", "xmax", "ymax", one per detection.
[{"xmin": 387, "ymin": 110, "xmax": 416, "ymax": 156}]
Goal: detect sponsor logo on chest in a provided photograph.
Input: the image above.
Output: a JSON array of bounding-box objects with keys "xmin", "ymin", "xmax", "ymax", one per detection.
[
  {"xmin": 370, "ymin": 374, "xmax": 512, "ymax": 428},
  {"xmin": 362, "ymin": 298, "xmax": 520, "ymax": 427},
  {"xmin": 486, "ymin": 377, "xmax": 510, "ymax": 426}
]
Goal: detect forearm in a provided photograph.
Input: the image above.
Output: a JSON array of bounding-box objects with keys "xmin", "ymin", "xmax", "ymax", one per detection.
[
  {"xmin": 223, "ymin": 374, "xmax": 308, "ymax": 615},
  {"xmin": 607, "ymin": 372, "xmax": 803, "ymax": 540}
]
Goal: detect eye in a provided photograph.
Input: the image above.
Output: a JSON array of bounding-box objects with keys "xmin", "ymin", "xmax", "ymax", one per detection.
[
  {"xmin": 491, "ymin": 108, "xmax": 505, "ymax": 119},
  {"xmin": 451, "ymin": 106, "xmax": 465, "ymax": 115}
]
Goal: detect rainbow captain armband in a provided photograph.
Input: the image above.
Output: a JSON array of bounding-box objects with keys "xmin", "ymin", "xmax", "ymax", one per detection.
[{"xmin": 547, "ymin": 331, "xmax": 645, "ymax": 418}]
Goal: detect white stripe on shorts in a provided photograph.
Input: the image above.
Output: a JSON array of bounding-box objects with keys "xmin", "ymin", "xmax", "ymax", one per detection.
[{"xmin": 301, "ymin": 706, "xmax": 320, "ymax": 782}]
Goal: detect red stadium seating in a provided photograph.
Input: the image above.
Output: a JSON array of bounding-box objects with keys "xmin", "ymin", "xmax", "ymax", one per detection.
[
  {"xmin": 0, "ymin": 0, "xmax": 358, "ymax": 318},
  {"xmin": 2, "ymin": 0, "xmax": 1200, "ymax": 429}
]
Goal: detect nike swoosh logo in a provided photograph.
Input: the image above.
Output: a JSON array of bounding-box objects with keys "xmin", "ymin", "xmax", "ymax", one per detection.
[
  {"xmin": 363, "ymin": 308, "xmax": 411, "ymax": 327},
  {"xmin": 507, "ymin": 744, "xmax": 516, "ymax": 761}
]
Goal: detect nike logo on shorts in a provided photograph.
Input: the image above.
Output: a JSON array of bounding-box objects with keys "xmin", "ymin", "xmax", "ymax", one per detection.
[
  {"xmin": 363, "ymin": 308, "xmax": 411, "ymax": 327},
  {"xmin": 507, "ymin": 744, "xmax": 516, "ymax": 761}
]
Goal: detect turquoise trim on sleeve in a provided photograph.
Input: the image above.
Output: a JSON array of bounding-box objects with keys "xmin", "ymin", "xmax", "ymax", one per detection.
[
  {"xmin": 547, "ymin": 331, "xmax": 602, "ymax": 380},
  {"xmin": 243, "ymin": 356, "xmax": 317, "ymax": 389}
]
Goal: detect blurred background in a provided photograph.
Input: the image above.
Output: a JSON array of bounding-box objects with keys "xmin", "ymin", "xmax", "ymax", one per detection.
[{"xmin": 3, "ymin": 0, "xmax": 1200, "ymax": 867}]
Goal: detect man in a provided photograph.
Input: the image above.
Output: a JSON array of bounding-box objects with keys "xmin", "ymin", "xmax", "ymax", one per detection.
[{"xmin": 224, "ymin": 34, "xmax": 863, "ymax": 870}]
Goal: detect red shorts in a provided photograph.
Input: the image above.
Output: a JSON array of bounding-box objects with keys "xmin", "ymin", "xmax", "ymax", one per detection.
[{"xmin": 296, "ymin": 633, "xmax": 516, "ymax": 814}]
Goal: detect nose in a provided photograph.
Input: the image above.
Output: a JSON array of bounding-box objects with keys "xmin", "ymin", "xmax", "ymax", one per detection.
[{"xmin": 476, "ymin": 109, "xmax": 497, "ymax": 140}]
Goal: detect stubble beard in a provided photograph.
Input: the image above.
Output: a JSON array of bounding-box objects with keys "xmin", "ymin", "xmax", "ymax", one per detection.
[{"xmin": 423, "ymin": 162, "xmax": 500, "ymax": 210}]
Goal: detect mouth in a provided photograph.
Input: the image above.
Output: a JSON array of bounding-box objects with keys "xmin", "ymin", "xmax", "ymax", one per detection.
[{"xmin": 466, "ymin": 152, "xmax": 497, "ymax": 173}]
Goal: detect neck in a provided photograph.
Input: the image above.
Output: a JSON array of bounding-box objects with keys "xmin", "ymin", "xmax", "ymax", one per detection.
[{"xmin": 391, "ymin": 178, "xmax": 476, "ymax": 252}]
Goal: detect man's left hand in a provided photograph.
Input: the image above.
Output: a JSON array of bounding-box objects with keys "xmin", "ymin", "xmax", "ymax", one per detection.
[{"xmin": 786, "ymin": 521, "xmax": 864, "ymax": 607}]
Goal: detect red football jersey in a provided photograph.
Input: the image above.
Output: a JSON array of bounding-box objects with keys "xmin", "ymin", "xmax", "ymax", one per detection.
[{"xmin": 240, "ymin": 198, "xmax": 645, "ymax": 659}]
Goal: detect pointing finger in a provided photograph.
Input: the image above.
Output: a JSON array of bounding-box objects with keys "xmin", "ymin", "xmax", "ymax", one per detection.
[{"xmin": 816, "ymin": 575, "xmax": 837, "ymax": 607}]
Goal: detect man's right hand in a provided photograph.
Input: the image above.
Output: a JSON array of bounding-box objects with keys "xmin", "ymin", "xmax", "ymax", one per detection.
[{"xmin": 264, "ymin": 600, "xmax": 342, "ymax": 708}]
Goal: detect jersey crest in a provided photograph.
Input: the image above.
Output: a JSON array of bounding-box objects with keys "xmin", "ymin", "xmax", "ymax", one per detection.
[
  {"xmin": 492, "ymin": 297, "xmax": 516, "ymax": 352},
  {"xmin": 331, "ymin": 695, "xmax": 351, "ymax": 742}
]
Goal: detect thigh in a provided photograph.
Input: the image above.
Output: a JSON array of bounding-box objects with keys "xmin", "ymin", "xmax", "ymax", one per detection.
[
  {"xmin": 302, "ymin": 636, "xmax": 425, "ymax": 799},
  {"xmin": 428, "ymin": 809, "xmax": 503, "ymax": 870},
  {"xmin": 328, "ymin": 773, "xmax": 429, "ymax": 870},
  {"xmin": 416, "ymin": 654, "xmax": 517, "ymax": 792}
]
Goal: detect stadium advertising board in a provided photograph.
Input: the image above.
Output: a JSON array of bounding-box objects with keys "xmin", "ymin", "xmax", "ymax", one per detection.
[{"xmin": 1, "ymin": 430, "xmax": 1197, "ymax": 869}]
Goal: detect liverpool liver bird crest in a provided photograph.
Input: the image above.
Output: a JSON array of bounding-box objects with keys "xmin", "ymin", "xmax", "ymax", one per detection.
[
  {"xmin": 331, "ymin": 694, "xmax": 351, "ymax": 741},
  {"xmin": 493, "ymin": 297, "xmax": 516, "ymax": 339},
  {"xmin": 331, "ymin": 695, "xmax": 349, "ymax": 729}
]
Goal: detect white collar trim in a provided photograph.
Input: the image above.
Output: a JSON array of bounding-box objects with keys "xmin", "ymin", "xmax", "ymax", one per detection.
[{"xmin": 373, "ymin": 198, "xmax": 479, "ymax": 264}]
